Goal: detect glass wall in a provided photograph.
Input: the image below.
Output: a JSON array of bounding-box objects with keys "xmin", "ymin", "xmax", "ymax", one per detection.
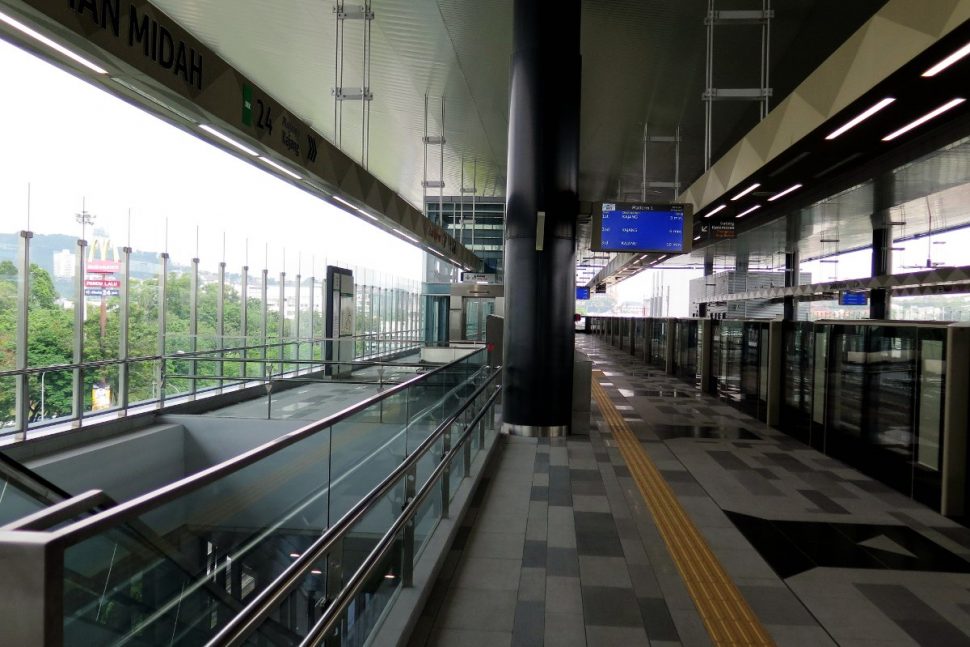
[{"xmin": 0, "ymin": 37, "xmax": 430, "ymax": 441}]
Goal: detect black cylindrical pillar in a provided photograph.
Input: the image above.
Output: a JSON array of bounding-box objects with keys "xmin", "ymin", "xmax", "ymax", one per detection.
[
  {"xmin": 870, "ymin": 175, "xmax": 894, "ymax": 320},
  {"xmin": 502, "ymin": 0, "xmax": 581, "ymax": 436},
  {"xmin": 783, "ymin": 250, "xmax": 799, "ymax": 321}
]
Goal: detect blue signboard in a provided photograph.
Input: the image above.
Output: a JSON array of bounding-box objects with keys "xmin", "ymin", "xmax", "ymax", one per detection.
[
  {"xmin": 839, "ymin": 291, "xmax": 868, "ymax": 306},
  {"xmin": 576, "ymin": 287, "xmax": 590, "ymax": 300},
  {"xmin": 596, "ymin": 203, "xmax": 686, "ymax": 252}
]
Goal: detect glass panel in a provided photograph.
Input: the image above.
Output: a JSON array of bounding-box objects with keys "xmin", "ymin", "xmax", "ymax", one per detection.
[
  {"xmin": 63, "ymin": 422, "xmax": 333, "ymax": 644},
  {"xmin": 27, "ymin": 365, "xmax": 74, "ymax": 427},
  {"xmin": 329, "ymin": 406, "xmax": 407, "ymax": 523},
  {"xmin": 917, "ymin": 337, "xmax": 944, "ymax": 470},
  {"xmin": 0, "ymin": 376, "xmax": 16, "ymax": 436}
]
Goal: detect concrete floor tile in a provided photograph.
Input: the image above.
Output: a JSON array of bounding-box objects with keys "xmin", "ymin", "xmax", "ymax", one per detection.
[
  {"xmin": 437, "ymin": 588, "xmax": 518, "ymax": 632},
  {"xmin": 453, "ymin": 557, "xmax": 522, "ymax": 591}
]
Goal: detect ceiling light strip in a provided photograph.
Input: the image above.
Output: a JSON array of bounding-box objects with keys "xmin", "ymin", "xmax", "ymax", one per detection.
[
  {"xmin": 882, "ymin": 98, "xmax": 966, "ymax": 141},
  {"xmin": 393, "ymin": 228, "xmax": 419, "ymax": 244},
  {"xmin": 767, "ymin": 183, "xmax": 803, "ymax": 202},
  {"xmin": 259, "ymin": 156, "xmax": 302, "ymax": 180},
  {"xmin": 704, "ymin": 204, "xmax": 727, "ymax": 218},
  {"xmin": 923, "ymin": 42, "xmax": 970, "ymax": 77},
  {"xmin": 735, "ymin": 204, "xmax": 761, "ymax": 219},
  {"xmin": 730, "ymin": 183, "xmax": 760, "ymax": 201},
  {"xmin": 0, "ymin": 9, "xmax": 107, "ymax": 74},
  {"xmin": 825, "ymin": 97, "xmax": 895, "ymax": 140},
  {"xmin": 199, "ymin": 124, "xmax": 259, "ymax": 156}
]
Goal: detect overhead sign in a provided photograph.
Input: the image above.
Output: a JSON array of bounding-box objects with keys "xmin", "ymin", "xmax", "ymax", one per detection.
[
  {"xmin": 576, "ymin": 287, "xmax": 590, "ymax": 300},
  {"xmin": 699, "ymin": 221, "xmax": 736, "ymax": 240},
  {"xmin": 839, "ymin": 290, "xmax": 868, "ymax": 306},
  {"xmin": 87, "ymin": 260, "xmax": 121, "ymax": 274},
  {"xmin": 592, "ymin": 203, "xmax": 692, "ymax": 253},
  {"xmin": 85, "ymin": 288, "xmax": 120, "ymax": 297},
  {"xmin": 84, "ymin": 278, "xmax": 121, "ymax": 288},
  {"xmin": 462, "ymin": 272, "xmax": 495, "ymax": 283}
]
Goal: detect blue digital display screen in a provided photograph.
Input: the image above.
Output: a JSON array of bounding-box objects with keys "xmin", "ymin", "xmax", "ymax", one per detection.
[
  {"xmin": 576, "ymin": 287, "xmax": 590, "ymax": 300},
  {"xmin": 839, "ymin": 291, "xmax": 868, "ymax": 306},
  {"xmin": 598, "ymin": 203, "xmax": 685, "ymax": 252}
]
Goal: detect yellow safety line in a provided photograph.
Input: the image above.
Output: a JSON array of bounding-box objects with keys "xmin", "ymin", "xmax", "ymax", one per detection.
[{"xmin": 592, "ymin": 372, "xmax": 775, "ymax": 646}]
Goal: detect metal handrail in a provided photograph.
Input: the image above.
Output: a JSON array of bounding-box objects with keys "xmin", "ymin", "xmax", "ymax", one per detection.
[
  {"xmin": 43, "ymin": 349, "xmax": 488, "ymax": 547},
  {"xmin": 209, "ymin": 367, "xmax": 502, "ymax": 647},
  {"xmin": 304, "ymin": 380, "xmax": 501, "ymax": 646}
]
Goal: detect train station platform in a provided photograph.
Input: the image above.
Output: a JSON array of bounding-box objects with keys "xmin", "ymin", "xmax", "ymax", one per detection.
[{"xmin": 409, "ymin": 334, "xmax": 970, "ymax": 647}]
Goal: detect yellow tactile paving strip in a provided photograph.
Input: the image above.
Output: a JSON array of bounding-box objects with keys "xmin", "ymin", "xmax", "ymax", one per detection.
[{"xmin": 591, "ymin": 372, "xmax": 775, "ymax": 646}]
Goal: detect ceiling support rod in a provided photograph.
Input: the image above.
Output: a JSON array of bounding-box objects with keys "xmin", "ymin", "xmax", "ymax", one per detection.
[
  {"xmin": 422, "ymin": 96, "xmax": 447, "ymax": 225},
  {"xmin": 703, "ymin": 0, "xmax": 773, "ymax": 170},
  {"xmin": 331, "ymin": 1, "xmax": 375, "ymax": 166},
  {"xmin": 641, "ymin": 122, "xmax": 683, "ymax": 201}
]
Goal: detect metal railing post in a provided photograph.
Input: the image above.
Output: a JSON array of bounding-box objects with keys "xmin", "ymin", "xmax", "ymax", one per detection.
[
  {"xmin": 189, "ymin": 257, "xmax": 199, "ymax": 396},
  {"xmin": 402, "ymin": 466, "xmax": 416, "ymax": 588},
  {"xmin": 441, "ymin": 424, "xmax": 452, "ymax": 518},
  {"xmin": 14, "ymin": 231, "xmax": 31, "ymax": 439},
  {"xmin": 240, "ymin": 265, "xmax": 249, "ymax": 379},
  {"xmin": 260, "ymin": 268, "xmax": 268, "ymax": 379},
  {"xmin": 217, "ymin": 261, "xmax": 226, "ymax": 390},
  {"xmin": 157, "ymin": 253, "xmax": 168, "ymax": 406},
  {"xmin": 72, "ymin": 238, "xmax": 87, "ymax": 426},
  {"xmin": 118, "ymin": 246, "xmax": 131, "ymax": 412},
  {"xmin": 278, "ymin": 270, "xmax": 286, "ymax": 377}
]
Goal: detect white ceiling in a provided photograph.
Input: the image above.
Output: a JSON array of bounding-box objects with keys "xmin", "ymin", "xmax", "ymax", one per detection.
[{"xmin": 149, "ymin": 0, "xmax": 887, "ymax": 216}]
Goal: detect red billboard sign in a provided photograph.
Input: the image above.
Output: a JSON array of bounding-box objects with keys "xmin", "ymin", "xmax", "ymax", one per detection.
[{"xmin": 87, "ymin": 260, "xmax": 121, "ymax": 273}]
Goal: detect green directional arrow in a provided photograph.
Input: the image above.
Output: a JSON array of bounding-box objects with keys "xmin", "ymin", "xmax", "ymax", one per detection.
[{"xmin": 242, "ymin": 84, "xmax": 253, "ymax": 126}]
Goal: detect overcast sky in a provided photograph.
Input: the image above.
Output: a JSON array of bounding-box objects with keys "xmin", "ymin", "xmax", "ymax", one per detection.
[{"xmin": 0, "ymin": 35, "xmax": 424, "ymax": 283}]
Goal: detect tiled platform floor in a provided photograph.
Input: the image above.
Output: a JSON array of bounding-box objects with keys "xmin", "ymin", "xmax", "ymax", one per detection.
[{"xmin": 408, "ymin": 335, "xmax": 970, "ymax": 646}]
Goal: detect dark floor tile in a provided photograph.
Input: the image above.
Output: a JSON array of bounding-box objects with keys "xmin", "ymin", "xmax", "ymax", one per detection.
[
  {"xmin": 512, "ymin": 600, "xmax": 545, "ymax": 647},
  {"xmin": 582, "ymin": 586, "xmax": 643, "ymax": 627},
  {"xmin": 570, "ymin": 469, "xmax": 602, "ymax": 481},
  {"xmin": 523, "ymin": 540, "xmax": 546, "ymax": 568},
  {"xmin": 660, "ymin": 470, "xmax": 696, "ymax": 483},
  {"xmin": 548, "ymin": 488, "xmax": 574, "ymax": 507},
  {"xmin": 857, "ymin": 583, "xmax": 970, "ymax": 646},
  {"xmin": 707, "ymin": 450, "xmax": 751, "ymax": 471},
  {"xmin": 638, "ymin": 597, "xmax": 680, "ymax": 641},
  {"xmin": 572, "ymin": 479, "xmax": 607, "ymax": 496},
  {"xmin": 531, "ymin": 486, "xmax": 549, "ymax": 502},
  {"xmin": 753, "ymin": 467, "xmax": 779, "ymax": 481},
  {"xmin": 736, "ymin": 471, "xmax": 783, "ymax": 496},
  {"xmin": 799, "ymin": 489, "xmax": 849, "ymax": 514},
  {"xmin": 573, "ymin": 512, "xmax": 616, "ymax": 533},
  {"xmin": 762, "ymin": 452, "xmax": 812, "ymax": 473},
  {"xmin": 546, "ymin": 547, "xmax": 580, "ymax": 577},
  {"xmin": 612, "ymin": 464, "xmax": 631, "ymax": 478},
  {"xmin": 576, "ymin": 530, "xmax": 625, "ymax": 557}
]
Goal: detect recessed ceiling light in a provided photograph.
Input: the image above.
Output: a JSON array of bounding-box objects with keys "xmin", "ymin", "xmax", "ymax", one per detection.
[
  {"xmin": 923, "ymin": 41, "xmax": 970, "ymax": 77},
  {"xmin": 768, "ymin": 183, "xmax": 803, "ymax": 202},
  {"xmin": 735, "ymin": 204, "xmax": 761, "ymax": 219},
  {"xmin": 0, "ymin": 9, "xmax": 107, "ymax": 74},
  {"xmin": 882, "ymin": 98, "xmax": 966, "ymax": 141},
  {"xmin": 200, "ymin": 124, "xmax": 259, "ymax": 156},
  {"xmin": 705, "ymin": 204, "xmax": 727, "ymax": 218},
  {"xmin": 731, "ymin": 183, "xmax": 760, "ymax": 201},
  {"xmin": 825, "ymin": 98, "xmax": 895, "ymax": 140}
]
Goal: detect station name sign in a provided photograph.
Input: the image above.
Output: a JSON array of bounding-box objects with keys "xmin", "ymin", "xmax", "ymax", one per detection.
[{"xmin": 66, "ymin": 0, "xmax": 203, "ymax": 89}]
